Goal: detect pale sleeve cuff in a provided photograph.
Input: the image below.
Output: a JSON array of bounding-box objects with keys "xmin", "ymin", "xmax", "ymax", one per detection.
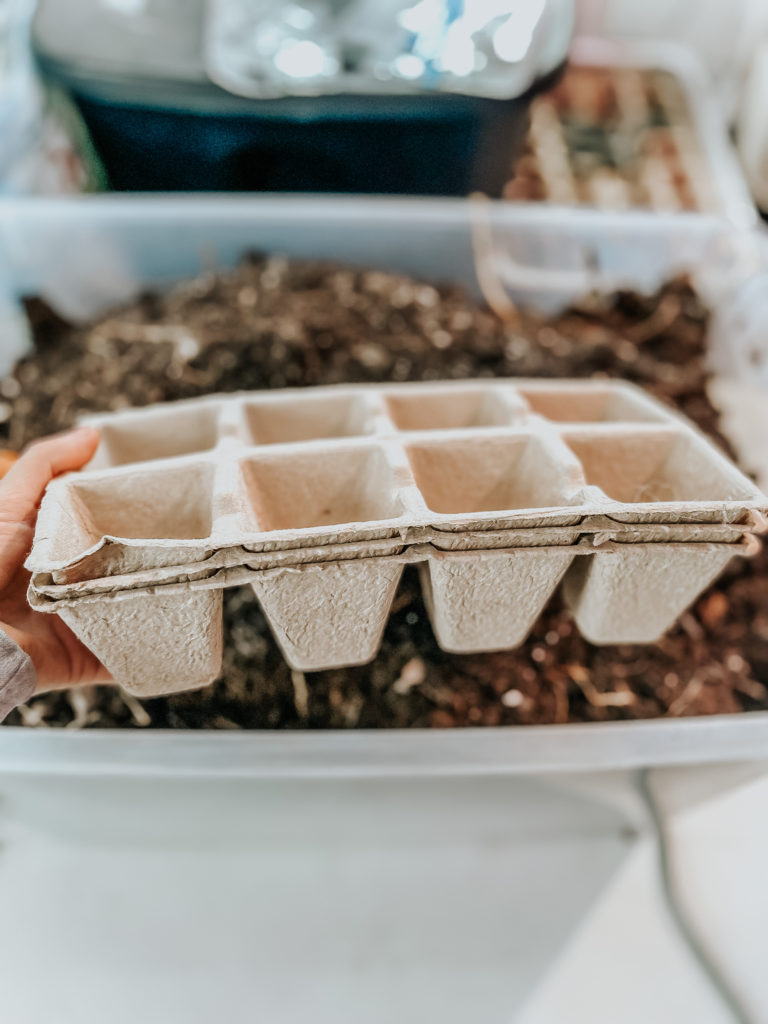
[{"xmin": 0, "ymin": 630, "xmax": 37, "ymax": 723}]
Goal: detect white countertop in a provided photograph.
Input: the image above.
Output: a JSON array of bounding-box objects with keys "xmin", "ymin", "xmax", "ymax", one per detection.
[{"xmin": 1, "ymin": 771, "xmax": 767, "ymax": 1023}]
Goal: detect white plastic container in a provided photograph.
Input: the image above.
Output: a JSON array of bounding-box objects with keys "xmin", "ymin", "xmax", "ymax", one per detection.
[{"xmin": 0, "ymin": 195, "xmax": 766, "ymax": 1024}]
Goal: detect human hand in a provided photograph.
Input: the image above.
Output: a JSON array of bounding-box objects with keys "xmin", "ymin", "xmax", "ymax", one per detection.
[{"xmin": 0, "ymin": 428, "xmax": 111, "ymax": 693}]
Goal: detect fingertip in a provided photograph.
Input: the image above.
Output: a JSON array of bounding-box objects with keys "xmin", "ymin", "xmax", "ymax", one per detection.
[
  {"xmin": 0, "ymin": 425, "xmax": 102, "ymax": 523},
  {"xmin": 29, "ymin": 424, "xmax": 100, "ymax": 460},
  {"xmin": 17, "ymin": 424, "xmax": 100, "ymax": 485},
  {"xmin": 67, "ymin": 425, "xmax": 100, "ymax": 454}
]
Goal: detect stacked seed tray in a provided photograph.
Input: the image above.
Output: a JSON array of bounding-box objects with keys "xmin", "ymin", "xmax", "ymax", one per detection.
[
  {"xmin": 505, "ymin": 63, "xmax": 727, "ymax": 213},
  {"xmin": 26, "ymin": 380, "xmax": 768, "ymax": 697}
]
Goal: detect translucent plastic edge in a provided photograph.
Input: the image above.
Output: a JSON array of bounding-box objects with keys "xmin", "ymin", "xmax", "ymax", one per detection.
[{"xmin": 1, "ymin": 713, "xmax": 768, "ymax": 777}]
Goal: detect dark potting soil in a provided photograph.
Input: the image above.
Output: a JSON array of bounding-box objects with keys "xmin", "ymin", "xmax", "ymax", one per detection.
[{"xmin": 3, "ymin": 259, "xmax": 767, "ymax": 729}]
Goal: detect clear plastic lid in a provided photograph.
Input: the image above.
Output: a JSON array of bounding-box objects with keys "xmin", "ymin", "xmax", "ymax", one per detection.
[
  {"xmin": 33, "ymin": 0, "xmax": 573, "ymax": 102},
  {"xmin": 204, "ymin": 0, "xmax": 574, "ymax": 99}
]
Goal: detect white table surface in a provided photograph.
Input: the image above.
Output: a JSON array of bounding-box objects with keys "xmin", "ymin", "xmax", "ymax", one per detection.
[{"xmin": 1, "ymin": 773, "xmax": 767, "ymax": 1024}]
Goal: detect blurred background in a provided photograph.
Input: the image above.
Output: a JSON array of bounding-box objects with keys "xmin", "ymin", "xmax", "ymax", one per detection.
[{"xmin": 0, "ymin": 0, "xmax": 766, "ymax": 210}]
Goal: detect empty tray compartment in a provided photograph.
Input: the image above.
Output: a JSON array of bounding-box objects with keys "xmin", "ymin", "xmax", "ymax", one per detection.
[
  {"xmin": 240, "ymin": 445, "xmax": 403, "ymax": 533},
  {"xmin": 87, "ymin": 404, "xmax": 221, "ymax": 468},
  {"xmin": 422, "ymin": 547, "xmax": 575, "ymax": 653},
  {"xmin": 563, "ymin": 543, "xmax": 737, "ymax": 645},
  {"xmin": 252, "ymin": 559, "xmax": 404, "ymax": 671},
  {"xmin": 58, "ymin": 588, "xmax": 224, "ymax": 697},
  {"xmin": 58, "ymin": 462, "xmax": 215, "ymax": 558},
  {"xmin": 405, "ymin": 434, "xmax": 581, "ymax": 515},
  {"xmin": 562, "ymin": 429, "xmax": 759, "ymax": 505},
  {"xmin": 242, "ymin": 392, "xmax": 373, "ymax": 445},
  {"xmin": 516, "ymin": 383, "xmax": 668, "ymax": 423},
  {"xmin": 385, "ymin": 387, "xmax": 521, "ymax": 431}
]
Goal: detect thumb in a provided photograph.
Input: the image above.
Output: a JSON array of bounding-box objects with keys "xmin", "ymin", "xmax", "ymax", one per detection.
[{"xmin": 0, "ymin": 427, "xmax": 99, "ymax": 527}]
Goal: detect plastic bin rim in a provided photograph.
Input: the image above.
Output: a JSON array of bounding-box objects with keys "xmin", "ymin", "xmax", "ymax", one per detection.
[
  {"xmin": 0, "ymin": 193, "xmax": 738, "ymax": 230},
  {"xmin": 1, "ymin": 712, "xmax": 768, "ymax": 778}
]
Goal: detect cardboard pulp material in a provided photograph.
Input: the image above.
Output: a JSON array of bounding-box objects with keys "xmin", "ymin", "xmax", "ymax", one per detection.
[{"xmin": 26, "ymin": 381, "xmax": 768, "ymax": 696}]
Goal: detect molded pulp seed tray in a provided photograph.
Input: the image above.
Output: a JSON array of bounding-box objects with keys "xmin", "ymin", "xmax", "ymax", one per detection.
[
  {"xmin": 505, "ymin": 38, "xmax": 756, "ymax": 227},
  {"xmin": 27, "ymin": 380, "xmax": 767, "ymax": 696},
  {"xmin": 3, "ymin": 195, "xmax": 768, "ymax": 784}
]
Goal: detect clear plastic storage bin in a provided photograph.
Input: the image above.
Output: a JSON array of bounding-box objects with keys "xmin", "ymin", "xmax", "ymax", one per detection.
[
  {"xmin": 0, "ymin": 195, "xmax": 766, "ymax": 1024},
  {"xmin": 0, "ymin": 194, "xmax": 765, "ymax": 780}
]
